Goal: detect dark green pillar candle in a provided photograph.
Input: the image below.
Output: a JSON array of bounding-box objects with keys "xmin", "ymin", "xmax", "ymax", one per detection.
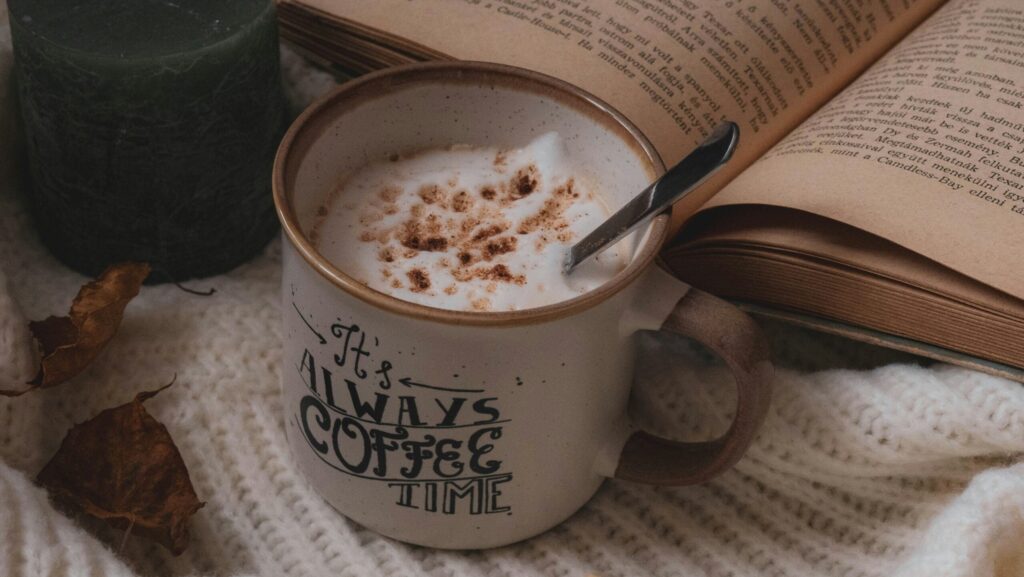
[{"xmin": 9, "ymin": 0, "xmax": 285, "ymax": 281}]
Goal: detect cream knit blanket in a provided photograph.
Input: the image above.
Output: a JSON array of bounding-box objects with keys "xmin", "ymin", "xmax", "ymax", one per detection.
[{"xmin": 2, "ymin": 10, "xmax": 1024, "ymax": 577}]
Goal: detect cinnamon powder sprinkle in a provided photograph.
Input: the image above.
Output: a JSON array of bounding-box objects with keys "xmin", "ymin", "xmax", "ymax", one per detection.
[
  {"xmin": 418, "ymin": 184, "xmax": 445, "ymax": 205},
  {"xmin": 407, "ymin": 269, "xmax": 431, "ymax": 292},
  {"xmin": 472, "ymin": 223, "xmax": 508, "ymax": 242},
  {"xmin": 451, "ymin": 190, "xmax": 472, "ymax": 213},
  {"xmin": 359, "ymin": 211, "xmax": 384, "ymax": 226},
  {"xmin": 535, "ymin": 235, "xmax": 549, "ymax": 252},
  {"xmin": 517, "ymin": 181, "xmax": 575, "ymax": 235},
  {"xmin": 403, "ymin": 235, "xmax": 448, "ymax": 252},
  {"xmin": 509, "ymin": 165, "xmax": 539, "ymax": 199},
  {"xmin": 379, "ymin": 186, "xmax": 401, "ymax": 202},
  {"xmin": 453, "ymin": 264, "xmax": 526, "ymax": 285},
  {"xmin": 484, "ymin": 236, "xmax": 517, "ymax": 260},
  {"xmin": 460, "ymin": 217, "xmax": 482, "ymax": 235},
  {"xmin": 486, "ymin": 264, "xmax": 522, "ymax": 283},
  {"xmin": 355, "ymin": 158, "xmax": 594, "ymax": 300},
  {"xmin": 400, "ymin": 220, "xmax": 449, "ymax": 252}
]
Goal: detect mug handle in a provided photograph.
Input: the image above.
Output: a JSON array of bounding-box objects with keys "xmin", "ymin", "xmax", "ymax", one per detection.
[{"xmin": 614, "ymin": 286, "xmax": 773, "ymax": 485}]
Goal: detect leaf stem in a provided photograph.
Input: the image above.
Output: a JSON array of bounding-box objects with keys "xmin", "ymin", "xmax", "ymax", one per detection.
[{"xmin": 118, "ymin": 516, "xmax": 137, "ymax": 554}]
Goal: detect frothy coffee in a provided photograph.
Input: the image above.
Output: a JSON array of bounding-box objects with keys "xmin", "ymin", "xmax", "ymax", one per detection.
[{"xmin": 312, "ymin": 133, "xmax": 627, "ymax": 312}]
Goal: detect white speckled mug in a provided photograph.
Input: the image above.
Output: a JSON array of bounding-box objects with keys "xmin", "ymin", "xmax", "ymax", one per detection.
[{"xmin": 273, "ymin": 62, "xmax": 773, "ymax": 549}]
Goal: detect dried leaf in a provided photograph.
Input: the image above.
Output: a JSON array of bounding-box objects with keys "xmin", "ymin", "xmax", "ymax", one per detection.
[
  {"xmin": 2, "ymin": 262, "xmax": 150, "ymax": 396},
  {"xmin": 36, "ymin": 383, "xmax": 204, "ymax": 555}
]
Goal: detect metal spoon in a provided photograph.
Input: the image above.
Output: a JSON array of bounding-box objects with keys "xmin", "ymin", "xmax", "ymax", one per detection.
[{"xmin": 564, "ymin": 121, "xmax": 740, "ymax": 275}]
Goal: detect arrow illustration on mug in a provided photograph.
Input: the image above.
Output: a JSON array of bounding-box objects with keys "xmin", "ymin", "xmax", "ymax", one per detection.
[
  {"xmin": 398, "ymin": 377, "xmax": 484, "ymax": 394},
  {"xmin": 292, "ymin": 302, "xmax": 327, "ymax": 344}
]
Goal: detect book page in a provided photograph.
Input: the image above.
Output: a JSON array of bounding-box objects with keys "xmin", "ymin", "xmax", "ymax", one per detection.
[
  {"xmin": 710, "ymin": 0, "xmax": 1024, "ymax": 297},
  {"xmin": 287, "ymin": 0, "xmax": 942, "ymax": 230}
]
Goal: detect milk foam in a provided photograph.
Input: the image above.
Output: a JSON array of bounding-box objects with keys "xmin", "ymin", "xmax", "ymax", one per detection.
[{"xmin": 312, "ymin": 133, "xmax": 627, "ymax": 312}]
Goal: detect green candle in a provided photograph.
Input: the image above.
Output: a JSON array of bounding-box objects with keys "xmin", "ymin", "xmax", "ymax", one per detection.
[{"xmin": 9, "ymin": 0, "xmax": 285, "ymax": 280}]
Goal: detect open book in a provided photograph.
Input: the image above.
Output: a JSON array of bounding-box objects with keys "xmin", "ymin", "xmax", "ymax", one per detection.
[{"xmin": 277, "ymin": 0, "xmax": 1024, "ymax": 381}]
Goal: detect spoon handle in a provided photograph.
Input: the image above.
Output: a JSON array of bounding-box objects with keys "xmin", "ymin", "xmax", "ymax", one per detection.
[{"xmin": 564, "ymin": 121, "xmax": 740, "ymax": 275}]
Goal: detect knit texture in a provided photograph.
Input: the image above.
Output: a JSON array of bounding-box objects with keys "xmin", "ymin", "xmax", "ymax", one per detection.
[{"xmin": 2, "ymin": 9, "xmax": 1023, "ymax": 576}]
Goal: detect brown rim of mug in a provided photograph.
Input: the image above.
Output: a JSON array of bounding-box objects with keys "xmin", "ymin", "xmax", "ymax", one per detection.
[{"xmin": 273, "ymin": 61, "xmax": 669, "ymax": 327}]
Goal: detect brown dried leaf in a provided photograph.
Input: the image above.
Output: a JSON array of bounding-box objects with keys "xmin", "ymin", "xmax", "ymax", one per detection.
[
  {"xmin": 36, "ymin": 383, "xmax": 204, "ymax": 555},
  {"xmin": 2, "ymin": 262, "xmax": 150, "ymax": 396}
]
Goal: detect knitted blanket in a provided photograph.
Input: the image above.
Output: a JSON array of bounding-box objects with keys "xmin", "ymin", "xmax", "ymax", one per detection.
[{"xmin": 2, "ymin": 10, "xmax": 1023, "ymax": 576}]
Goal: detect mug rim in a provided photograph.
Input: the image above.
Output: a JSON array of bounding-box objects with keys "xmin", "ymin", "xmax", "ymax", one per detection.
[{"xmin": 273, "ymin": 61, "xmax": 669, "ymax": 327}]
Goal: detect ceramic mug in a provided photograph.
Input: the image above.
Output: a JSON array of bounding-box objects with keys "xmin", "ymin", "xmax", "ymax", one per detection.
[{"xmin": 273, "ymin": 62, "xmax": 773, "ymax": 549}]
